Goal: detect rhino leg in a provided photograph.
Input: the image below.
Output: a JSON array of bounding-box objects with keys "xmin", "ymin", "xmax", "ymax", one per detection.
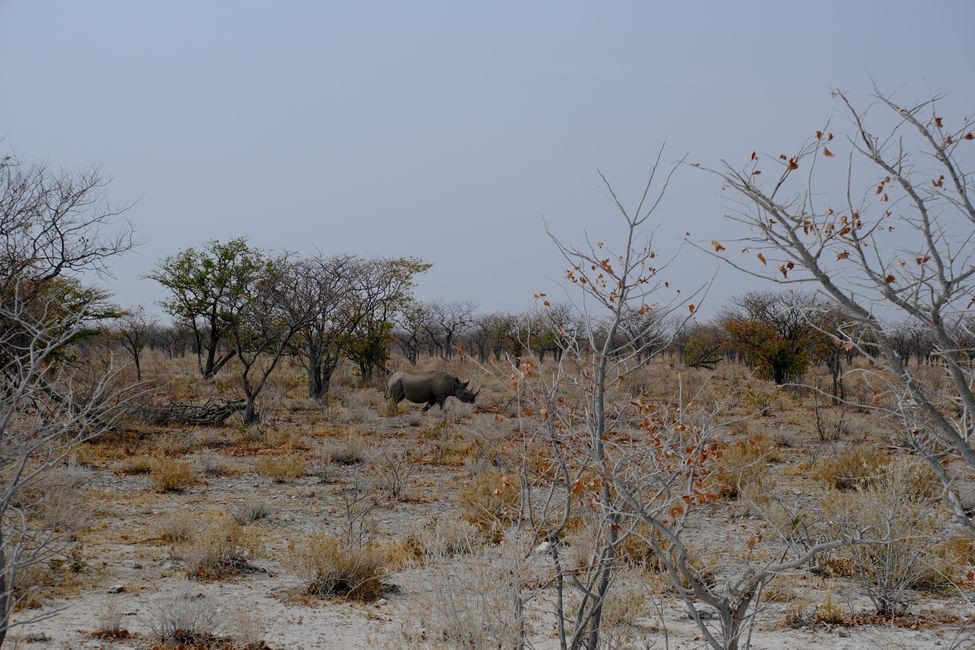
[{"xmin": 422, "ymin": 401, "xmax": 435, "ymax": 412}]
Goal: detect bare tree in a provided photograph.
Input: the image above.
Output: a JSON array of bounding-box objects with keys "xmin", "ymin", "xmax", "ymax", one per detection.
[
  {"xmin": 286, "ymin": 254, "xmax": 356, "ymax": 400},
  {"xmin": 394, "ymin": 303, "xmax": 430, "ymax": 365},
  {"xmin": 114, "ymin": 306, "xmax": 157, "ymax": 381},
  {"xmin": 421, "ymin": 301, "xmax": 476, "ymax": 360},
  {"xmin": 702, "ymin": 86, "xmax": 975, "ymax": 533},
  {"xmin": 0, "ymin": 154, "xmax": 135, "ymax": 644},
  {"xmin": 515, "ymin": 148, "xmax": 707, "ymax": 650}
]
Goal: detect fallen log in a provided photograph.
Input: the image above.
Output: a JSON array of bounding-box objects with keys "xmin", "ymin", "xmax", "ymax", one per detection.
[{"xmin": 136, "ymin": 399, "xmax": 246, "ymax": 426}]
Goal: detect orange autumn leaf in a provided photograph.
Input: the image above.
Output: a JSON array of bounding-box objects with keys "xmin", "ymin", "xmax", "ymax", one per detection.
[
  {"xmin": 823, "ymin": 147, "xmax": 835, "ymax": 157},
  {"xmin": 688, "ymin": 304, "xmax": 696, "ymax": 314},
  {"xmin": 757, "ymin": 252, "xmax": 767, "ymax": 265},
  {"xmin": 711, "ymin": 240, "xmax": 726, "ymax": 252},
  {"xmin": 885, "ymin": 274, "xmax": 896, "ymax": 284},
  {"xmin": 752, "ymin": 170, "xmax": 762, "ymax": 176},
  {"xmin": 787, "ymin": 158, "xmax": 799, "ymax": 170},
  {"xmin": 750, "ymin": 150, "xmax": 758, "ymax": 161},
  {"xmin": 837, "ymin": 250, "xmax": 850, "ymax": 260}
]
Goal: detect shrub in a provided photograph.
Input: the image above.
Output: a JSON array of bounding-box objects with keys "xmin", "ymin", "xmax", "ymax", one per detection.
[
  {"xmin": 185, "ymin": 518, "xmax": 260, "ymax": 579},
  {"xmin": 458, "ymin": 472, "xmax": 521, "ymax": 533},
  {"xmin": 399, "ymin": 533, "xmax": 530, "ymax": 649},
  {"xmin": 822, "ymin": 456, "xmax": 963, "ymax": 615},
  {"xmin": 368, "ymin": 447, "xmax": 418, "ymax": 500},
  {"xmin": 255, "ymin": 455, "xmax": 306, "ymax": 483},
  {"xmin": 577, "ymin": 523, "xmax": 715, "ymax": 592},
  {"xmin": 286, "ymin": 535, "xmax": 385, "ymax": 601},
  {"xmin": 149, "ymin": 457, "xmax": 196, "ymax": 492}
]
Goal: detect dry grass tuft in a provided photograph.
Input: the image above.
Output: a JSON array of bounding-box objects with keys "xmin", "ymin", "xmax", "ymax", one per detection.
[
  {"xmin": 149, "ymin": 457, "xmax": 197, "ymax": 492},
  {"xmin": 816, "ymin": 589, "xmax": 847, "ymax": 625},
  {"xmin": 254, "ymin": 455, "xmax": 306, "ymax": 483},
  {"xmin": 117, "ymin": 455, "xmax": 155, "ymax": 475},
  {"xmin": 185, "ymin": 517, "xmax": 261, "ymax": 580},
  {"xmin": 715, "ymin": 433, "xmax": 775, "ymax": 500},
  {"xmin": 156, "ymin": 511, "xmax": 197, "ymax": 544},
  {"xmin": 458, "ymin": 472, "xmax": 521, "ymax": 535},
  {"xmin": 286, "ymin": 535, "xmax": 386, "ymax": 601},
  {"xmin": 320, "ymin": 437, "xmax": 367, "ymax": 465},
  {"xmin": 814, "ymin": 447, "xmax": 889, "ymax": 491},
  {"xmin": 231, "ymin": 500, "xmax": 273, "ymax": 525},
  {"xmin": 403, "ymin": 517, "xmax": 481, "ymax": 563}
]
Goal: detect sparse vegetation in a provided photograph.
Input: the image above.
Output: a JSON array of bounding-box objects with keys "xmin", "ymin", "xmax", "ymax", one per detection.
[{"xmin": 5, "ymin": 66, "xmax": 975, "ymax": 650}]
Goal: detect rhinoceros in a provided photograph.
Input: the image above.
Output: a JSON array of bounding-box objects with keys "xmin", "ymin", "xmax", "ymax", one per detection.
[{"xmin": 385, "ymin": 371, "xmax": 479, "ymax": 411}]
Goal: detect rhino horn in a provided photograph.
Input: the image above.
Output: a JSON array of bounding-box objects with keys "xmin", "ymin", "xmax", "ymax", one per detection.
[
  {"xmin": 462, "ymin": 380, "xmax": 470, "ymax": 388},
  {"xmin": 474, "ymin": 387, "xmax": 481, "ymax": 398}
]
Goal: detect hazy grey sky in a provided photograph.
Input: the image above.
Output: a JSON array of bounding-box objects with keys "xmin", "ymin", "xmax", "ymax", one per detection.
[{"xmin": 2, "ymin": 1, "xmax": 973, "ymax": 318}]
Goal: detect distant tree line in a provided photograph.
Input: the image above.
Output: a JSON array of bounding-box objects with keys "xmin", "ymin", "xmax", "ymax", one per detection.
[{"xmin": 117, "ymin": 241, "xmax": 960, "ymax": 421}]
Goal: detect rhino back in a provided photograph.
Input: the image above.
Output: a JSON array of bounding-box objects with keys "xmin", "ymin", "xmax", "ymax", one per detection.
[{"xmin": 399, "ymin": 371, "xmax": 456, "ymax": 401}]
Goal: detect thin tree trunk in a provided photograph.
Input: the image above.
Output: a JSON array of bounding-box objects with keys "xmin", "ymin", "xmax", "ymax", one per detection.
[{"xmin": 0, "ymin": 529, "xmax": 8, "ymax": 648}]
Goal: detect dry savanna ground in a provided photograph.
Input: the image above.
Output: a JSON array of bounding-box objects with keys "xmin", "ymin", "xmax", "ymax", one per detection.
[{"xmin": 13, "ymin": 350, "xmax": 975, "ymax": 649}]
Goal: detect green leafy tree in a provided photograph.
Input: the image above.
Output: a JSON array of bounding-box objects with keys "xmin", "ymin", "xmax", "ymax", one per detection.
[
  {"xmin": 149, "ymin": 238, "xmax": 263, "ymax": 378},
  {"xmin": 223, "ymin": 254, "xmax": 311, "ymax": 423},
  {"xmin": 341, "ymin": 257, "xmax": 430, "ymax": 382}
]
